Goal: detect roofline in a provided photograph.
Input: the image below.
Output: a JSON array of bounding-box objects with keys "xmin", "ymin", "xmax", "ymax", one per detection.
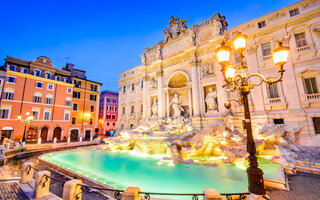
[{"xmin": 73, "ymin": 76, "xmax": 102, "ymax": 85}]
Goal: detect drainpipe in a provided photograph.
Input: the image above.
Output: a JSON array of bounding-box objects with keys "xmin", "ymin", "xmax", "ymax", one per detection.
[
  {"xmin": 51, "ymin": 83, "xmax": 58, "ymax": 121},
  {"xmin": 81, "ymin": 80, "xmax": 87, "ymax": 137}
]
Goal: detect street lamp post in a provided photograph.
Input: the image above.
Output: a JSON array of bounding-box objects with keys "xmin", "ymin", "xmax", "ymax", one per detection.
[
  {"xmin": 17, "ymin": 112, "xmax": 34, "ymax": 143},
  {"xmin": 215, "ymin": 32, "xmax": 290, "ymax": 195}
]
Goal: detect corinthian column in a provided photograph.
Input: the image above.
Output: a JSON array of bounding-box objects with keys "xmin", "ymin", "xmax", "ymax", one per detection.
[
  {"xmin": 142, "ymin": 75, "xmax": 148, "ymax": 120},
  {"xmin": 157, "ymin": 70, "xmax": 164, "ymax": 118},
  {"xmin": 190, "ymin": 60, "xmax": 201, "ymax": 117}
]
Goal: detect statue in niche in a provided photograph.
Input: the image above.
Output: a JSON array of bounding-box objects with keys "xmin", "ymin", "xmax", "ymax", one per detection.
[
  {"xmin": 170, "ymin": 94, "xmax": 184, "ymax": 118},
  {"xmin": 140, "ymin": 53, "xmax": 147, "ymax": 65},
  {"xmin": 163, "ymin": 28, "xmax": 171, "ymax": 42},
  {"xmin": 205, "ymin": 88, "xmax": 218, "ymax": 111},
  {"xmin": 151, "ymin": 100, "xmax": 158, "ymax": 116},
  {"xmin": 156, "ymin": 44, "xmax": 162, "ymax": 60},
  {"xmin": 151, "ymin": 77, "xmax": 157, "ymax": 88}
]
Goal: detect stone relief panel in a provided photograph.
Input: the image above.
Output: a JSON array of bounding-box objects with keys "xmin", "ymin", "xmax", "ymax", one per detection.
[
  {"xmin": 150, "ymin": 77, "xmax": 158, "ymax": 89},
  {"xmin": 201, "ymin": 62, "xmax": 216, "ymax": 79},
  {"xmin": 162, "ymin": 36, "xmax": 190, "ymax": 59}
]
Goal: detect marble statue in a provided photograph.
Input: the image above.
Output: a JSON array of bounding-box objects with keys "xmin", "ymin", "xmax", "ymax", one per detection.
[
  {"xmin": 140, "ymin": 53, "xmax": 147, "ymax": 65},
  {"xmin": 170, "ymin": 94, "xmax": 184, "ymax": 118},
  {"xmin": 156, "ymin": 44, "xmax": 162, "ymax": 60},
  {"xmin": 151, "ymin": 77, "xmax": 157, "ymax": 88},
  {"xmin": 151, "ymin": 100, "xmax": 158, "ymax": 116},
  {"xmin": 189, "ymin": 30, "xmax": 196, "ymax": 46},
  {"xmin": 205, "ymin": 88, "xmax": 218, "ymax": 111}
]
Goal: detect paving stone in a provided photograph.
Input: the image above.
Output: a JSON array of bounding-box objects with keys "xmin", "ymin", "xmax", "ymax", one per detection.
[{"xmin": 0, "ymin": 181, "xmax": 30, "ymax": 200}]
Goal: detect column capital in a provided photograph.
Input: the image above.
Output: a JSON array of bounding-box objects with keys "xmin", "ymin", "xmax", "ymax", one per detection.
[
  {"xmin": 189, "ymin": 59, "xmax": 201, "ymax": 67},
  {"xmin": 156, "ymin": 70, "xmax": 163, "ymax": 77},
  {"xmin": 142, "ymin": 75, "xmax": 150, "ymax": 81}
]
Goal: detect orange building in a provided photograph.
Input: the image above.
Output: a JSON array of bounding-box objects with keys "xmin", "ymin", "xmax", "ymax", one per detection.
[{"xmin": 0, "ymin": 56, "xmax": 101, "ymax": 142}]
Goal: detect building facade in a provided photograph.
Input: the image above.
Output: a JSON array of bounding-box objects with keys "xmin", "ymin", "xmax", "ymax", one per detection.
[
  {"xmin": 99, "ymin": 90, "xmax": 119, "ymax": 136},
  {"xmin": 0, "ymin": 56, "xmax": 101, "ymax": 142},
  {"xmin": 118, "ymin": 0, "xmax": 320, "ymax": 146}
]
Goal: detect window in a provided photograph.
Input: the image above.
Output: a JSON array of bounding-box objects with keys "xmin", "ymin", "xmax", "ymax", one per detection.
[
  {"xmin": 106, "ymin": 115, "xmax": 111, "ymax": 119},
  {"xmin": 107, "ymin": 122, "xmax": 109, "ymax": 126},
  {"xmin": 45, "ymin": 97, "xmax": 53, "ymax": 104},
  {"xmin": 34, "ymin": 69, "xmax": 41, "ymax": 77},
  {"xmin": 295, "ymin": 32, "xmax": 307, "ymax": 48},
  {"xmin": 7, "ymin": 76, "xmax": 16, "ymax": 83},
  {"xmin": 64, "ymin": 113, "xmax": 70, "ymax": 121},
  {"xmin": 113, "ymin": 99, "xmax": 117, "ymax": 103},
  {"xmin": 91, "ymin": 84, "xmax": 97, "ymax": 91},
  {"xmin": 273, "ymin": 119, "xmax": 284, "ymax": 124},
  {"xmin": 113, "ymin": 122, "xmax": 115, "ymax": 126},
  {"xmin": 44, "ymin": 112, "xmax": 50, "ymax": 120},
  {"xmin": 112, "ymin": 115, "xmax": 116, "ymax": 119},
  {"xmin": 35, "ymin": 82, "xmax": 43, "ymax": 89},
  {"xmin": 21, "ymin": 68, "xmax": 29, "ymax": 73},
  {"xmin": 0, "ymin": 109, "xmax": 9, "ymax": 119},
  {"xmin": 268, "ymin": 83, "xmax": 279, "ymax": 98},
  {"xmin": 141, "ymin": 81, "xmax": 143, "ymax": 88},
  {"xmin": 65, "ymin": 100, "xmax": 72, "ymax": 106},
  {"xmin": 73, "ymin": 103, "xmax": 78, "ymax": 111},
  {"xmin": 258, "ymin": 21, "xmax": 266, "ymax": 29},
  {"xmin": 304, "ymin": 77, "xmax": 318, "ymax": 94},
  {"xmin": 90, "ymin": 105, "xmax": 94, "ymax": 112},
  {"xmin": 55, "ymin": 76, "xmax": 61, "ymax": 81},
  {"xmin": 32, "ymin": 111, "xmax": 39, "ymax": 120},
  {"xmin": 2, "ymin": 92, "xmax": 14, "ymax": 100},
  {"xmin": 107, "ymin": 98, "xmax": 110, "ymax": 103},
  {"xmin": 73, "ymin": 91, "xmax": 80, "ymax": 99},
  {"xmin": 123, "ymin": 86, "xmax": 126, "ymax": 93},
  {"xmin": 141, "ymin": 104, "xmax": 143, "ymax": 113},
  {"xmin": 90, "ymin": 94, "xmax": 97, "ymax": 101},
  {"xmin": 122, "ymin": 107, "xmax": 125, "ymax": 114},
  {"xmin": 64, "ymin": 78, "xmax": 69, "ymax": 83},
  {"xmin": 45, "ymin": 72, "xmax": 52, "ymax": 79},
  {"xmin": 113, "ymin": 106, "xmax": 117, "ymax": 111},
  {"xmin": 289, "ymin": 8, "xmax": 299, "ymax": 17},
  {"xmin": 74, "ymin": 80, "xmax": 81, "ymax": 88},
  {"xmin": 312, "ymin": 117, "xmax": 320, "ymax": 134},
  {"xmin": 9, "ymin": 65, "xmax": 16, "ymax": 71},
  {"xmin": 261, "ymin": 42, "xmax": 271, "ymax": 57},
  {"xmin": 72, "ymin": 117, "xmax": 77, "ymax": 125},
  {"xmin": 67, "ymin": 88, "xmax": 72, "ymax": 94},
  {"xmin": 132, "ymin": 83, "xmax": 135, "ymax": 91},
  {"xmin": 47, "ymin": 84, "xmax": 54, "ymax": 91},
  {"xmin": 131, "ymin": 105, "xmax": 134, "ymax": 113},
  {"xmin": 89, "ymin": 118, "xmax": 93, "ymax": 125},
  {"xmin": 33, "ymin": 96, "xmax": 42, "ymax": 103}
]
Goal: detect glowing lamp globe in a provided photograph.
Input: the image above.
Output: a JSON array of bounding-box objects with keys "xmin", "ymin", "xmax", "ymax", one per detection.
[
  {"xmin": 17, "ymin": 115, "xmax": 22, "ymax": 120},
  {"xmin": 225, "ymin": 65, "xmax": 236, "ymax": 82},
  {"xmin": 215, "ymin": 42, "xmax": 231, "ymax": 66},
  {"xmin": 272, "ymin": 42, "xmax": 290, "ymax": 67},
  {"xmin": 233, "ymin": 32, "xmax": 247, "ymax": 51}
]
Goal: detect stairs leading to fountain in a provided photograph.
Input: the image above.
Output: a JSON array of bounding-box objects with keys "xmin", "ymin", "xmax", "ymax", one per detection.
[{"xmin": 295, "ymin": 160, "xmax": 320, "ymax": 174}]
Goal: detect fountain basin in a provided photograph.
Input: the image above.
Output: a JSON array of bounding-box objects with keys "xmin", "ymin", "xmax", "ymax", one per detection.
[{"xmin": 40, "ymin": 148, "xmax": 285, "ymax": 197}]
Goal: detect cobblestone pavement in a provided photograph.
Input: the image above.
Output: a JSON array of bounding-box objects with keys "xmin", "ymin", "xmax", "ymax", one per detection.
[
  {"xmin": 0, "ymin": 181, "xmax": 30, "ymax": 200},
  {"xmin": 268, "ymin": 172, "xmax": 320, "ymax": 200}
]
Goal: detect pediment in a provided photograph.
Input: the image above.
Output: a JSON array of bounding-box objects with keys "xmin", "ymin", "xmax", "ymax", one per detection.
[{"xmin": 297, "ymin": 68, "xmax": 320, "ymax": 77}]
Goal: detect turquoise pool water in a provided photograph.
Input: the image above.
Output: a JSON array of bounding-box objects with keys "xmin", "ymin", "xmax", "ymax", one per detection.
[{"xmin": 42, "ymin": 149, "xmax": 281, "ymax": 194}]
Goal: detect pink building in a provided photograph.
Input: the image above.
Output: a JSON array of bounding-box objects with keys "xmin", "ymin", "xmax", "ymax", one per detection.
[{"xmin": 99, "ymin": 90, "xmax": 118, "ymax": 136}]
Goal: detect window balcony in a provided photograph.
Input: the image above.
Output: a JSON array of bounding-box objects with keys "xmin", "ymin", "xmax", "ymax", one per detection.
[
  {"xmin": 294, "ymin": 43, "xmax": 317, "ymax": 59},
  {"xmin": 129, "ymin": 113, "xmax": 135, "ymax": 120},
  {"xmin": 264, "ymin": 96, "xmax": 287, "ymax": 110},
  {"xmin": 301, "ymin": 93, "xmax": 320, "ymax": 108}
]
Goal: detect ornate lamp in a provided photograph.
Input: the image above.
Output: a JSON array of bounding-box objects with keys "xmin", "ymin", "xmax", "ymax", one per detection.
[
  {"xmin": 233, "ymin": 32, "xmax": 247, "ymax": 52},
  {"xmin": 271, "ymin": 42, "xmax": 290, "ymax": 70}
]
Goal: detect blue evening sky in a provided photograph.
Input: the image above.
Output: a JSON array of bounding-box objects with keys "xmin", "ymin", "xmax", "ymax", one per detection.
[{"xmin": 0, "ymin": 0, "xmax": 299, "ymax": 91}]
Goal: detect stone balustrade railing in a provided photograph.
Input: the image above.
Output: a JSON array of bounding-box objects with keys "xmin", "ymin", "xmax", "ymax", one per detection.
[
  {"xmin": 304, "ymin": 93, "xmax": 320, "ymax": 101},
  {"xmin": 20, "ymin": 162, "xmax": 251, "ymax": 200}
]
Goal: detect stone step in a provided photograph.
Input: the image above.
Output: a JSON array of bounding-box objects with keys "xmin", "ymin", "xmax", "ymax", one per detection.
[
  {"xmin": 296, "ymin": 168, "xmax": 320, "ymax": 174},
  {"xmin": 295, "ymin": 165, "xmax": 320, "ymax": 174},
  {"xmin": 296, "ymin": 160, "xmax": 320, "ymax": 166}
]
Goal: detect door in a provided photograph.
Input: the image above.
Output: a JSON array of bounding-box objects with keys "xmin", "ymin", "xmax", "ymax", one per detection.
[
  {"xmin": 1, "ymin": 130, "xmax": 13, "ymax": 143},
  {"xmin": 85, "ymin": 130, "xmax": 91, "ymax": 140},
  {"xmin": 40, "ymin": 127, "xmax": 48, "ymax": 141},
  {"xmin": 70, "ymin": 129, "xmax": 79, "ymax": 141},
  {"xmin": 53, "ymin": 127, "xmax": 62, "ymax": 140},
  {"xmin": 27, "ymin": 126, "xmax": 37, "ymax": 141}
]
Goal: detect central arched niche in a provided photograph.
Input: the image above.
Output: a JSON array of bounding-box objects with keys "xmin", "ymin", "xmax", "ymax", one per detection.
[{"xmin": 168, "ymin": 72, "xmax": 188, "ymax": 88}]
